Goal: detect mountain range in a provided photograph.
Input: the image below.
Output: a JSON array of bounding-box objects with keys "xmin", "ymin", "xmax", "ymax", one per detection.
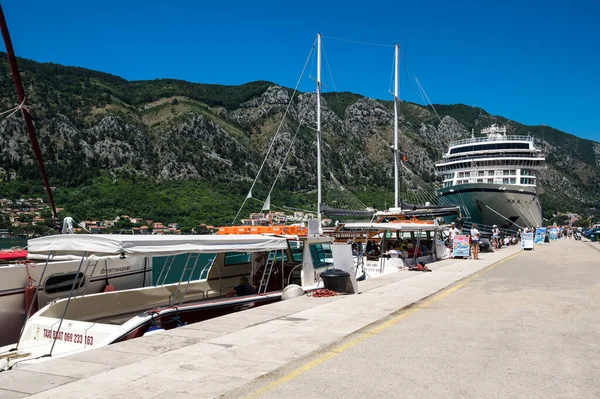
[{"xmin": 1, "ymin": 52, "xmax": 599, "ymax": 228}]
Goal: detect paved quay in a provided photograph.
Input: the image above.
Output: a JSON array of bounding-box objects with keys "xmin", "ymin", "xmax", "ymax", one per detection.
[
  {"xmin": 0, "ymin": 240, "xmax": 585, "ymax": 399},
  {"xmin": 229, "ymin": 238, "xmax": 600, "ymax": 399}
]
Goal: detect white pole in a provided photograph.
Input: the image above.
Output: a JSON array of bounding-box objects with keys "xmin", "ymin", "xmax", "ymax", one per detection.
[
  {"xmin": 317, "ymin": 33, "xmax": 322, "ymax": 229},
  {"xmin": 394, "ymin": 43, "xmax": 399, "ymax": 209}
]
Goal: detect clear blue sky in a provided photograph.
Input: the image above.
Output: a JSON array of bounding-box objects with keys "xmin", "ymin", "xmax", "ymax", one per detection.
[{"xmin": 1, "ymin": 0, "xmax": 598, "ymax": 142}]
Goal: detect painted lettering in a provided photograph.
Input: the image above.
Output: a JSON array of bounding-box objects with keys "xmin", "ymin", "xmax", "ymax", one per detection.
[
  {"xmin": 41, "ymin": 329, "xmax": 94, "ymax": 346},
  {"xmin": 100, "ymin": 266, "xmax": 132, "ymax": 275}
]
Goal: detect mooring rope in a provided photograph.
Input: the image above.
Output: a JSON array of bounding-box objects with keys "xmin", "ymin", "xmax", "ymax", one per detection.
[{"xmin": 0, "ymin": 96, "xmax": 29, "ymax": 121}]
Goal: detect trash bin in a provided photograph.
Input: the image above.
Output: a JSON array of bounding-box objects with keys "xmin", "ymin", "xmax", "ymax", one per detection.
[
  {"xmin": 592, "ymin": 233, "xmax": 597, "ymax": 242},
  {"xmin": 320, "ymin": 269, "xmax": 351, "ymax": 293}
]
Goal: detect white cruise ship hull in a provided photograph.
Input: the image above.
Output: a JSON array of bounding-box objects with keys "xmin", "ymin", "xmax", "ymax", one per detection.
[{"xmin": 438, "ymin": 183, "xmax": 542, "ymax": 229}]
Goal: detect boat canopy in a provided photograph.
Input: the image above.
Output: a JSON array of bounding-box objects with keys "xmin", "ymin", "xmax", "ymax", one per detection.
[
  {"xmin": 342, "ymin": 222, "xmax": 449, "ymax": 232},
  {"xmin": 27, "ymin": 234, "xmax": 289, "ymax": 258}
]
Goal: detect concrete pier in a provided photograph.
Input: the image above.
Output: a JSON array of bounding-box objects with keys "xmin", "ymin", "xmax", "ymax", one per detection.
[{"xmin": 0, "ymin": 239, "xmax": 597, "ymax": 398}]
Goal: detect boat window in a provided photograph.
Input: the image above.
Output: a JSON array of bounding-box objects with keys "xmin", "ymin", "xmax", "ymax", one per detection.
[
  {"xmin": 44, "ymin": 273, "xmax": 86, "ymax": 294},
  {"xmin": 268, "ymin": 250, "xmax": 288, "ymax": 262},
  {"xmin": 289, "ymin": 240, "xmax": 304, "ymax": 262},
  {"xmin": 309, "ymin": 243, "xmax": 333, "ymax": 269},
  {"xmin": 509, "ymin": 178, "xmax": 516, "ymax": 184},
  {"xmin": 225, "ymin": 252, "xmax": 252, "ymax": 265}
]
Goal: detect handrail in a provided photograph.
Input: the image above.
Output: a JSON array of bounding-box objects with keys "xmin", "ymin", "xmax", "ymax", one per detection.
[
  {"xmin": 450, "ymin": 135, "xmax": 534, "ymax": 147},
  {"xmin": 439, "ymin": 153, "xmax": 545, "ymax": 163}
]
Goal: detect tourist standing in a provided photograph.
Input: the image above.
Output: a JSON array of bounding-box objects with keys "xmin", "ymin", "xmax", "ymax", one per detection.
[
  {"xmin": 449, "ymin": 222, "xmax": 461, "ymax": 245},
  {"xmin": 470, "ymin": 224, "xmax": 480, "ymax": 260},
  {"xmin": 491, "ymin": 224, "xmax": 500, "ymax": 249}
]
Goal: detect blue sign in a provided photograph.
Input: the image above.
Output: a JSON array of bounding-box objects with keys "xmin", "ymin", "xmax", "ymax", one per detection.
[
  {"xmin": 549, "ymin": 228, "xmax": 559, "ymax": 240},
  {"xmin": 534, "ymin": 227, "xmax": 547, "ymax": 244}
]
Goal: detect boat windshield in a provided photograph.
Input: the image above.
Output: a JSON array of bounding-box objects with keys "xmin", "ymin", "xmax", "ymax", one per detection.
[
  {"xmin": 289, "ymin": 240, "xmax": 304, "ymax": 262},
  {"xmin": 309, "ymin": 243, "xmax": 333, "ymax": 269}
]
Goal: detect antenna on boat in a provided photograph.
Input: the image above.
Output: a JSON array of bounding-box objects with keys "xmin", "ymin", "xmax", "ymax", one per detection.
[
  {"xmin": 393, "ymin": 43, "xmax": 400, "ymax": 209},
  {"xmin": 0, "ymin": 5, "xmax": 60, "ymax": 229},
  {"xmin": 316, "ymin": 33, "xmax": 323, "ymax": 230}
]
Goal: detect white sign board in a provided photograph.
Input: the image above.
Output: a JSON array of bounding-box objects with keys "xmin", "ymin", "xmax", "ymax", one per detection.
[{"xmin": 521, "ymin": 232, "xmax": 534, "ymax": 250}]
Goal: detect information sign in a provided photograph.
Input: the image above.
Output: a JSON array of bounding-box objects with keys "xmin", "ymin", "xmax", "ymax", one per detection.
[
  {"xmin": 521, "ymin": 232, "xmax": 534, "ymax": 250},
  {"xmin": 534, "ymin": 227, "xmax": 547, "ymax": 244},
  {"xmin": 453, "ymin": 235, "xmax": 470, "ymax": 258}
]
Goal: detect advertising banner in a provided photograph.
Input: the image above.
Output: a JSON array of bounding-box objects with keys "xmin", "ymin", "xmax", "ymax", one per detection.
[
  {"xmin": 534, "ymin": 227, "xmax": 547, "ymax": 244},
  {"xmin": 453, "ymin": 235, "xmax": 470, "ymax": 258},
  {"xmin": 549, "ymin": 228, "xmax": 559, "ymax": 240},
  {"xmin": 521, "ymin": 232, "xmax": 534, "ymax": 250}
]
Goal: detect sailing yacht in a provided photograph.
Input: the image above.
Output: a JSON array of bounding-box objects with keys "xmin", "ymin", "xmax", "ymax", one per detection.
[{"xmin": 435, "ymin": 124, "xmax": 546, "ymax": 229}]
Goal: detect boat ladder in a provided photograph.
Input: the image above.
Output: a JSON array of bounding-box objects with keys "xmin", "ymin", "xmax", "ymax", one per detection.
[
  {"xmin": 258, "ymin": 250, "xmax": 278, "ymax": 294},
  {"xmin": 171, "ymin": 253, "xmax": 203, "ymax": 306},
  {"xmin": 76, "ymin": 259, "xmax": 99, "ymax": 296}
]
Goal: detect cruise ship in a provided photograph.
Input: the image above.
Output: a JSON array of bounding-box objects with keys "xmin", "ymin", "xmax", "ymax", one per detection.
[{"xmin": 435, "ymin": 124, "xmax": 546, "ymax": 230}]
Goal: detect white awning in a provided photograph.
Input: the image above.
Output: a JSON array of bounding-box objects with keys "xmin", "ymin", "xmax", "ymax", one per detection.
[
  {"xmin": 27, "ymin": 234, "xmax": 289, "ymax": 258},
  {"xmin": 341, "ymin": 223, "xmax": 449, "ymax": 232}
]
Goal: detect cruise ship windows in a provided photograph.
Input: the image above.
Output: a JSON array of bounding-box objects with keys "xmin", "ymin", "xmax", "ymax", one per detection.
[
  {"xmin": 509, "ymin": 170, "xmax": 516, "ymax": 175},
  {"xmin": 449, "ymin": 142, "xmax": 530, "ymax": 154},
  {"xmin": 488, "ymin": 170, "xmax": 495, "ymax": 176},
  {"xmin": 509, "ymin": 178, "xmax": 516, "ymax": 184},
  {"xmin": 503, "ymin": 178, "xmax": 509, "ymax": 184},
  {"xmin": 487, "ymin": 179, "xmax": 494, "ymax": 183},
  {"xmin": 477, "ymin": 179, "xmax": 483, "ymax": 183},
  {"xmin": 477, "ymin": 171, "xmax": 484, "ymax": 176}
]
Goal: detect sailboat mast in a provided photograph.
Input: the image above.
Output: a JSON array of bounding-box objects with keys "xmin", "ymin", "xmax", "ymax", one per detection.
[
  {"xmin": 0, "ymin": 5, "xmax": 59, "ymax": 228},
  {"xmin": 316, "ymin": 33, "xmax": 322, "ymax": 228},
  {"xmin": 393, "ymin": 43, "xmax": 399, "ymax": 209}
]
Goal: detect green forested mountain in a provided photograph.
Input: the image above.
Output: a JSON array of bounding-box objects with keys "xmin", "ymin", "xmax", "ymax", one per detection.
[{"xmin": 1, "ymin": 52, "xmax": 598, "ymax": 229}]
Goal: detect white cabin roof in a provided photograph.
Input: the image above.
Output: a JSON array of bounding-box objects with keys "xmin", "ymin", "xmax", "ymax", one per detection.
[{"xmin": 27, "ymin": 234, "xmax": 289, "ymax": 258}]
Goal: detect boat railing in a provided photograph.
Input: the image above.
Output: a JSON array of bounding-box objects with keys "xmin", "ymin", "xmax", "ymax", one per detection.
[
  {"xmin": 449, "ymin": 135, "xmax": 534, "ymax": 147},
  {"xmin": 172, "ymin": 255, "xmax": 214, "ymax": 306},
  {"xmin": 438, "ymin": 153, "xmax": 545, "ymax": 163},
  {"xmin": 156, "ymin": 255, "xmax": 176, "ymax": 286}
]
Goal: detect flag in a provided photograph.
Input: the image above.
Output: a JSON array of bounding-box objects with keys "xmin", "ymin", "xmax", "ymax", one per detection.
[{"xmin": 262, "ymin": 194, "xmax": 271, "ymax": 211}]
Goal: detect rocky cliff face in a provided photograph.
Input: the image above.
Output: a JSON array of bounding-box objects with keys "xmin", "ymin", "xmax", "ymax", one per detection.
[{"xmin": 1, "ymin": 54, "xmax": 599, "ymax": 218}]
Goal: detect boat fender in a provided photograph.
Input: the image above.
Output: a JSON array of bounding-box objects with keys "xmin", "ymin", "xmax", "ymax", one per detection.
[
  {"xmin": 143, "ymin": 324, "xmax": 165, "ymax": 336},
  {"xmin": 24, "ymin": 285, "xmax": 38, "ymax": 318},
  {"xmin": 104, "ymin": 281, "xmax": 116, "ymax": 292},
  {"xmin": 282, "ymin": 284, "xmax": 304, "ymax": 300}
]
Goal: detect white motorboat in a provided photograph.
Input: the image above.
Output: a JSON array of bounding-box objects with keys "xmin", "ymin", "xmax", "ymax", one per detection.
[
  {"xmin": 335, "ymin": 221, "xmax": 449, "ymax": 279},
  {"xmin": 0, "ymin": 238, "xmax": 151, "ymax": 346},
  {"xmin": 0, "ymin": 233, "xmax": 354, "ymax": 370}
]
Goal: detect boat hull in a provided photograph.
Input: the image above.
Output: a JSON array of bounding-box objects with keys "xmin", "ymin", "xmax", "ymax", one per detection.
[
  {"xmin": 0, "ymin": 257, "xmax": 151, "ymax": 346},
  {"xmin": 438, "ymin": 183, "xmax": 542, "ymax": 230}
]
